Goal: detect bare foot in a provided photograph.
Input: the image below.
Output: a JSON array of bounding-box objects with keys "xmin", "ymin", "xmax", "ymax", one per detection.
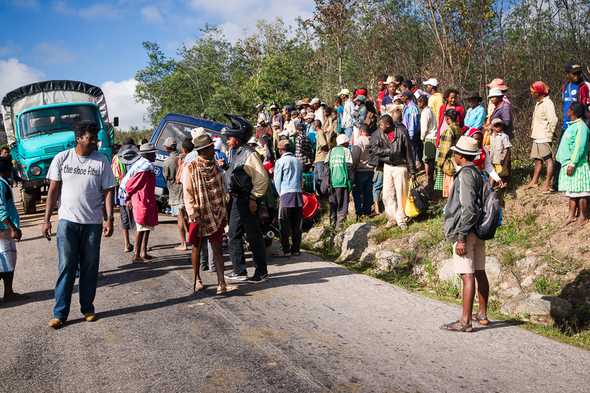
[
  {"xmin": 576, "ymin": 218, "xmax": 588, "ymax": 227},
  {"xmin": 194, "ymin": 280, "xmax": 204, "ymax": 293},
  {"xmin": 524, "ymin": 183, "xmax": 538, "ymax": 190},
  {"xmin": 174, "ymin": 244, "xmax": 188, "ymax": 251},
  {"xmin": 141, "ymin": 254, "xmax": 154, "ymax": 260},
  {"xmin": 563, "ymin": 217, "xmax": 577, "ymax": 227},
  {"xmin": 132, "ymin": 256, "xmax": 144, "ymax": 263}
]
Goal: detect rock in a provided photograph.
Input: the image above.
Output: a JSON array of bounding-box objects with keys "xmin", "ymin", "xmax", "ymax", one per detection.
[
  {"xmin": 302, "ymin": 226, "xmax": 327, "ymax": 247},
  {"xmin": 334, "ymin": 231, "xmax": 345, "ymax": 252},
  {"xmin": 437, "ymin": 258, "xmax": 456, "ymax": 282},
  {"xmin": 374, "ymin": 251, "xmax": 403, "ymax": 273},
  {"xmin": 498, "ymin": 272, "xmax": 523, "ymax": 299},
  {"xmin": 408, "ymin": 231, "xmax": 429, "ymax": 249},
  {"xmin": 359, "ymin": 246, "xmax": 378, "ymax": 267},
  {"xmin": 485, "ymin": 256, "xmax": 501, "ymax": 288},
  {"xmin": 520, "ymin": 274, "xmax": 535, "ymax": 289},
  {"xmin": 500, "ymin": 293, "xmax": 573, "ymax": 325},
  {"xmin": 516, "ymin": 256, "xmax": 539, "ymax": 273},
  {"xmin": 337, "ymin": 223, "xmax": 373, "ymax": 263}
]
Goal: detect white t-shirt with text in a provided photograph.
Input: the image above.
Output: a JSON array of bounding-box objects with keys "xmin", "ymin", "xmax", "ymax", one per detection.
[{"xmin": 47, "ymin": 148, "xmax": 115, "ymax": 224}]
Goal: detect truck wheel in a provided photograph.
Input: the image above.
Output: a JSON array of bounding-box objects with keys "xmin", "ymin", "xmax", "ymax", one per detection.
[{"xmin": 22, "ymin": 189, "xmax": 37, "ymax": 215}]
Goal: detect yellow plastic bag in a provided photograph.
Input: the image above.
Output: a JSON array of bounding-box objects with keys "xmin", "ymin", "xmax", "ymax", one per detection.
[{"xmin": 404, "ymin": 180, "xmax": 421, "ymax": 218}]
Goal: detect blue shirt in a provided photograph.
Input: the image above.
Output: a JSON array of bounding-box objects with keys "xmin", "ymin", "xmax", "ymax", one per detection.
[
  {"xmin": 402, "ymin": 102, "xmax": 420, "ymax": 139},
  {"xmin": 273, "ymin": 152, "xmax": 303, "ymax": 196},
  {"xmin": 563, "ymin": 82, "xmax": 580, "ymax": 129},
  {"xmin": 215, "ymin": 150, "xmax": 228, "ymax": 166},
  {"xmin": 0, "ymin": 177, "xmax": 19, "ymax": 230},
  {"xmin": 464, "ymin": 105, "xmax": 486, "ymax": 129}
]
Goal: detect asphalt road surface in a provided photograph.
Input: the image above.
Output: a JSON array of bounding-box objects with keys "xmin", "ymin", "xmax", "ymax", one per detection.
[{"xmin": 1, "ymin": 204, "xmax": 589, "ymax": 393}]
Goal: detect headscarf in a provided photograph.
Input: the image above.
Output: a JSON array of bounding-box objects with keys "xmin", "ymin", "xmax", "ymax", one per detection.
[{"xmin": 531, "ymin": 81, "xmax": 550, "ymax": 96}]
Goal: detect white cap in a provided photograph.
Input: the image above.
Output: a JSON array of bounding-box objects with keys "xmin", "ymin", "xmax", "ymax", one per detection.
[
  {"xmin": 191, "ymin": 127, "xmax": 206, "ymax": 139},
  {"xmin": 488, "ymin": 87, "xmax": 504, "ymax": 98},
  {"xmin": 247, "ymin": 136, "xmax": 257, "ymax": 145},
  {"xmin": 423, "ymin": 78, "xmax": 439, "ymax": 87},
  {"xmin": 310, "ymin": 97, "xmax": 321, "ymax": 105},
  {"xmin": 336, "ymin": 134, "xmax": 350, "ymax": 146},
  {"xmin": 338, "ymin": 88, "xmax": 350, "ymax": 97}
]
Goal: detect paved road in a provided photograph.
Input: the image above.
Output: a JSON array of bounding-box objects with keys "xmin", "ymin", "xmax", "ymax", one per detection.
[{"xmin": 1, "ymin": 206, "xmax": 589, "ymax": 393}]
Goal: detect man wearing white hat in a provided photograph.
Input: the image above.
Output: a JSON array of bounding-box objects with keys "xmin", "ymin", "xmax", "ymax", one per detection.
[
  {"xmin": 442, "ymin": 136, "xmax": 489, "ymax": 333},
  {"xmin": 326, "ymin": 134, "xmax": 353, "ymax": 227},
  {"xmin": 339, "ymin": 89, "xmax": 355, "ymax": 140},
  {"xmin": 310, "ymin": 97, "xmax": 325, "ymax": 126},
  {"xmin": 423, "ymin": 78, "xmax": 443, "ymax": 126}
]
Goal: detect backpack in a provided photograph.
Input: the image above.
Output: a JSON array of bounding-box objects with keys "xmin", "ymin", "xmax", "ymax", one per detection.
[{"xmin": 474, "ymin": 175, "xmax": 502, "ymax": 240}]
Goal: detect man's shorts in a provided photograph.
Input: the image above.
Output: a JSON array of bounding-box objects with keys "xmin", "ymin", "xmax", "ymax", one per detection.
[
  {"xmin": 530, "ymin": 142, "xmax": 553, "ymax": 161},
  {"xmin": 453, "ymin": 232, "xmax": 486, "ymax": 274},
  {"xmin": 423, "ymin": 139, "xmax": 437, "ymax": 162},
  {"xmin": 119, "ymin": 205, "xmax": 135, "ymax": 230},
  {"xmin": 188, "ymin": 222, "xmax": 224, "ymax": 246}
]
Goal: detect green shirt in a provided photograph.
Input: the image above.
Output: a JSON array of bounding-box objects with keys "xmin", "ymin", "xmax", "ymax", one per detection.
[
  {"xmin": 326, "ymin": 146, "xmax": 352, "ymax": 189},
  {"xmin": 556, "ymin": 119, "xmax": 590, "ymax": 167}
]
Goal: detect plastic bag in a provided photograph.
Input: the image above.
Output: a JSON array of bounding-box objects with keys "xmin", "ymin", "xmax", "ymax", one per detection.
[{"xmin": 404, "ymin": 180, "xmax": 421, "ymax": 218}]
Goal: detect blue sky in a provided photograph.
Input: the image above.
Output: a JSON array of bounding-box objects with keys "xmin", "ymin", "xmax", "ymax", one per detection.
[{"xmin": 0, "ymin": 0, "xmax": 314, "ymax": 128}]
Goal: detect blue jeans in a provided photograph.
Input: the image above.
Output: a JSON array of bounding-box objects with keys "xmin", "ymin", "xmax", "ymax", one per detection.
[
  {"xmin": 53, "ymin": 220, "xmax": 102, "ymax": 320},
  {"xmin": 353, "ymin": 171, "xmax": 374, "ymax": 216},
  {"xmin": 372, "ymin": 170, "xmax": 384, "ymax": 203}
]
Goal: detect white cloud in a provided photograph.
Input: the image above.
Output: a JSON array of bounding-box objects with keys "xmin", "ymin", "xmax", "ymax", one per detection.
[
  {"xmin": 11, "ymin": 0, "xmax": 40, "ymax": 9},
  {"xmin": 141, "ymin": 5, "xmax": 163, "ymax": 24},
  {"xmin": 79, "ymin": 3, "xmax": 120, "ymax": 19},
  {"xmin": 0, "ymin": 59, "xmax": 44, "ymax": 101},
  {"xmin": 100, "ymin": 79, "xmax": 150, "ymax": 130},
  {"xmin": 187, "ymin": 0, "xmax": 314, "ymax": 41},
  {"xmin": 33, "ymin": 42, "xmax": 77, "ymax": 65}
]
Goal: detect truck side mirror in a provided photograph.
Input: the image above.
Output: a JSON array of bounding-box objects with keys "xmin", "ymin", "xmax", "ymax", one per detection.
[{"xmin": 113, "ymin": 117, "xmax": 119, "ymax": 127}]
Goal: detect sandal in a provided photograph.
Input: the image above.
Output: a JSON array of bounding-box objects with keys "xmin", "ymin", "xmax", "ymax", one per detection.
[
  {"xmin": 472, "ymin": 314, "xmax": 490, "ymax": 326},
  {"xmin": 194, "ymin": 280, "xmax": 204, "ymax": 293},
  {"xmin": 216, "ymin": 283, "xmax": 227, "ymax": 295},
  {"xmin": 441, "ymin": 320, "xmax": 473, "ymax": 332}
]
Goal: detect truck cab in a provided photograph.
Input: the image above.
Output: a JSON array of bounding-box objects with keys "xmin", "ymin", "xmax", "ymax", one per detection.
[
  {"xmin": 1, "ymin": 81, "xmax": 115, "ymax": 214},
  {"xmin": 148, "ymin": 113, "xmax": 226, "ymax": 208}
]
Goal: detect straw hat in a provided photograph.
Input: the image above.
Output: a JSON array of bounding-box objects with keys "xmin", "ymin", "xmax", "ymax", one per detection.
[{"xmin": 450, "ymin": 136, "xmax": 479, "ymax": 155}]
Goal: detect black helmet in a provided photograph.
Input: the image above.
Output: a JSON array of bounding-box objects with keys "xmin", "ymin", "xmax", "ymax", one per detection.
[{"xmin": 222, "ymin": 114, "xmax": 253, "ymax": 141}]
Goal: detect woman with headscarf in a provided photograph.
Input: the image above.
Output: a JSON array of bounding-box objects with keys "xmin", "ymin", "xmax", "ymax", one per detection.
[
  {"xmin": 556, "ymin": 102, "xmax": 590, "ymax": 226},
  {"xmin": 527, "ymin": 81, "xmax": 558, "ymax": 192}
]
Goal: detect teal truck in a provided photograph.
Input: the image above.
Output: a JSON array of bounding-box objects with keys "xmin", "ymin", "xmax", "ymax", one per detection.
[{"xmin": 0, "ymin": 80, "xmax": 117, "ymax": 214}]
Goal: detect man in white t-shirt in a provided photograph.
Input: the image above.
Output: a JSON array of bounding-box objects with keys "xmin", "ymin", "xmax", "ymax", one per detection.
[{"xmin": 42, "ymin": 121, "xmax": 116, "ymax": 329}]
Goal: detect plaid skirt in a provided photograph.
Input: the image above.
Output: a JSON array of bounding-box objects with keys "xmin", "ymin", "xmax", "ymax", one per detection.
[{"xmin": 434, "ymin": 168, "xmax": 453, "ymax": 197}]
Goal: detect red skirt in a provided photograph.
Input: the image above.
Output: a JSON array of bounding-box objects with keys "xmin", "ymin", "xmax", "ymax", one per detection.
[{"xmin": 188, "ymin": 223, "xmax": 224, "ymax": 246}]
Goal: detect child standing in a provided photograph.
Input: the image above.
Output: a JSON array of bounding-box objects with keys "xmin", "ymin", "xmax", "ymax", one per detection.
[
  {"xmin": 0, "ymin": 157, "xmax": 22, "ymax": 302},
  {"xmin": 489, "ymin": 118, "xmax": 512, "ymax": 187}
]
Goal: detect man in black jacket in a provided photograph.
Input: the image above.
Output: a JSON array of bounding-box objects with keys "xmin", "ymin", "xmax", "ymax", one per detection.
[
  {"xmin": 369, "ymin": 112, "xmax": 416, "ymax": 229},
  {"xmin": 222, "ymin": 115, "xmax": 270, "ymax": 283}
]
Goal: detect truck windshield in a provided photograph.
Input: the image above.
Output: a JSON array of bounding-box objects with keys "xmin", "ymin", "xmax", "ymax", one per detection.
[
  {"xmin": 155, "ymin": 121, "xmax": 218, "ymax": 151},
  {"xmin": 19, "ymin": 105, "xmax": 100, "ymax": 138}
]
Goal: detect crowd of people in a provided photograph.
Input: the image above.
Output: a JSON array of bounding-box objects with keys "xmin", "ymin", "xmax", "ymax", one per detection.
[{"xmin": 0, "ymin": 62, "xmax": 589, "ymax": 334}]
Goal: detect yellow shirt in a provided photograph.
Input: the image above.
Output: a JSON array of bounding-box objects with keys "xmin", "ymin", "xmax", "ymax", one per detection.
[{"xmin": 428, "ymin": 92, "xmax": 443, "ymax": 127}]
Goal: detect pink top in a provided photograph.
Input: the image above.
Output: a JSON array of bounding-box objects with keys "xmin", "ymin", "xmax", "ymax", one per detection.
[{"xmin": 125, "ymin": 171, "xmax": 158, "ymax": 227}]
